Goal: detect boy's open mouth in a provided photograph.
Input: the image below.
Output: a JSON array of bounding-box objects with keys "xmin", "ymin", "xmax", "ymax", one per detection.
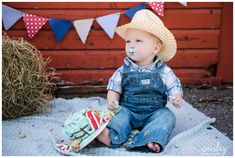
[{"xmin": 128, "ymin": 48, "xmax": 137, "ymax": 57}]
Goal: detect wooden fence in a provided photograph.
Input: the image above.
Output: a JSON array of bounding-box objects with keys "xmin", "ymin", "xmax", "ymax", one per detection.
[{"xmin": 3, "ymin": 2, "xmax": 233, "ymax": 95}]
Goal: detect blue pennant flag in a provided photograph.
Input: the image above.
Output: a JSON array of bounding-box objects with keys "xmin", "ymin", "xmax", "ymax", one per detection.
[
  {"xmin": 49, "ymin": 18, "xmax": 73, "ymax": 42},
  {"xmin": 125, "ymin": 3, "xmax": 146, "ymax": 19},
  {"xmin": 2, "ymin": 5, "xmax": 23, "ymax": 30}
]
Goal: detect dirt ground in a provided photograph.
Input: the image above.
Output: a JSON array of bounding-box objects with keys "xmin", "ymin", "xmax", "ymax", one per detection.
[{"xmin": 183, "ymin": 84, "xmax": 233, "ymax": 140}]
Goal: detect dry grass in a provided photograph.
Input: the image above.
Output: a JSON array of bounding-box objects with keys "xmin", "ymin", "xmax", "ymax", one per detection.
[{"xmin": 2, "ymin": 33, "xmax": 57, "ymax": 119}]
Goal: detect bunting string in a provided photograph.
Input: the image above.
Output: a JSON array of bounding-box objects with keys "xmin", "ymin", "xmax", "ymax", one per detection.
[{"xmin": 2, "ymin": 2, "xmax": 186, "ymax": 43}]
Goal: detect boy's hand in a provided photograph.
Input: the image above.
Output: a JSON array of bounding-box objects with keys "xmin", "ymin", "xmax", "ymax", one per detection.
[
  {"xmin": 108, "ymin": 100, "xmax": 115, "ymax": 111},
  {"xmin": 108, "ymin": 100, "xmax": 120, "ymax": 112},
  {"xmin": 169, "ymin": 94, "xmax": 183, "ymax": 108},
  {"xmin": 107, "ymin": 90, "xmax": 121, "ymax": 111}
]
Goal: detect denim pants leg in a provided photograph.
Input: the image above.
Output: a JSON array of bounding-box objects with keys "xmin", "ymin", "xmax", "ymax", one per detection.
[
  {"xmin": 106, "ymin": 107, "xmax": 132, "ymax": 148},
  {"xmin": 127, "ymin": 107, "xmax": 176, "ymax": 152}
]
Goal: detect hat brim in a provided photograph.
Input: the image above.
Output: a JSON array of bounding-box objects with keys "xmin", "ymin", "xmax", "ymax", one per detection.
[{"xmin": 115, "ymin": 21, "xmax": 177, "ymax": 62}]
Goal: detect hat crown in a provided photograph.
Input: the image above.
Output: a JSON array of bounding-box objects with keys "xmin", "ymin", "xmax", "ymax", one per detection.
[{"xmin": 131, "ymin": 9, "xmax": 163, "ymax": 25}]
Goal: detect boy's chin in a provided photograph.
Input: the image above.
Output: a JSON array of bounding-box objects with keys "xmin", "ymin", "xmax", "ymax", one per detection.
[
  {"xmin": 127, "ymin": 54, "xmax": 137, "ymax": 60},
  {"xmin": 127, "ymin": 56, "xmax": 137, "ymax": 62}
]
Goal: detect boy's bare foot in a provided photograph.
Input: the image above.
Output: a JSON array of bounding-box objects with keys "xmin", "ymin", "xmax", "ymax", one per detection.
[
  {"xmin": 97, "ymin": 128, "xmax": 161, "ymax": 152},
  {"xmin": 147, "ymin": 142, "xmax": 161, "ymax": 153},
  {"xmin": 96, "ymin": 127, "xmax": 111, "ymax": 147}
]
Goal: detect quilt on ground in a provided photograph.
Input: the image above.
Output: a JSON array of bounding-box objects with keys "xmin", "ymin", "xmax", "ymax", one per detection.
[{"xmin": 2, "ymin": 97, "xmax": 233, "ymax": 156}]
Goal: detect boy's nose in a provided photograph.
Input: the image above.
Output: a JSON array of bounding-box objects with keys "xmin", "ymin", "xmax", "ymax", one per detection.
[
  {"xmin": 129, "ymin": 44, "xmax": 135, "ymax": 50},
  {"xmin": 129, "ymin": 42, "xmax": 135, "ymax": 48}
]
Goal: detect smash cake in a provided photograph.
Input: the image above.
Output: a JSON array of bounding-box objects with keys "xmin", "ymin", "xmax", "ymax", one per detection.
[{"xmin": 62, "ymin": 101, "xmax": 121, "ymax": 152}]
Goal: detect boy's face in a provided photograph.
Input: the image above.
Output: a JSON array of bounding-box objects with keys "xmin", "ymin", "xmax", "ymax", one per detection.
[{"xmin": 125, "ymin": 28, "xmax": 162, "ymax": 66}]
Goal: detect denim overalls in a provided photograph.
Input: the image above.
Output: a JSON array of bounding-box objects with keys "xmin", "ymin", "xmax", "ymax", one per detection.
[{"xmin": 106, "ymin": 60, "xmax": 176, "ymax": 152}]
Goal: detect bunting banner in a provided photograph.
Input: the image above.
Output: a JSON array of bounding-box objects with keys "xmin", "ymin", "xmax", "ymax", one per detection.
[
  {"xmin": 23, "ymin": 13, "xmax": 48, "ymax": 38},
  {"xmin": 125, "ymin": 3, "xmax": 146, "ymax": 19},
  {"xmin": 2, "ymin": 4, "xmax": 23, "ymax": 30},
  {"xmin": 96, "ymin": 12, "xmax": 120, "ymax": 39},
  {"xmin": 147, "ymin": 2, "xmax": 164, "ymax": 16},
  {"xmin": 179, "ymin": 2, "xmax": 188, "ymax": 6},
  {"xmin": 2, "ymin": 2, "xmax": 185, "ymax": 43},
  {"xmin": 74, "ymin": 18, "xmax": 94, "ymax": 44},
  {"xmin": 49, "ymin": 18, "xmax": 73, "ymax": 42}
]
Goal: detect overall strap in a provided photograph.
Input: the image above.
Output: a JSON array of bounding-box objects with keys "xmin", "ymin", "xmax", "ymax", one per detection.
[
  {"xmin": 123, "ymin": 63, "xmax": 131, "ymax": 73},
  {"xmin": 155, "ymin": 59, "xmax": 165, "ymax": 74}
]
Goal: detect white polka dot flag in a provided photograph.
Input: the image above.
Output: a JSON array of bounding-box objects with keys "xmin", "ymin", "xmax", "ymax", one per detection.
[
  {"xmin": 147, "ymin": 2, "xmax": 164, "ymax": 16},
  {"xmin": 23, "ymin": 13, "xmax": 48, "ymax": 38}
]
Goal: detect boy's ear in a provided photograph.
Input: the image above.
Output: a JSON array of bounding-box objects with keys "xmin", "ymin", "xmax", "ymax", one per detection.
[{"xmin": 153, "ymin": 42, "xmax": 162, "ymax": 55}]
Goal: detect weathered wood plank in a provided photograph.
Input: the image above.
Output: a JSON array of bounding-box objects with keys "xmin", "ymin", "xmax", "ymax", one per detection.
[
  {"xmin": 3, "ymin": 2, "xmax": 226, "ymax": 87},
  {"xmin": 42, "ymin": 49, "xmax": 218, "ymax": 69},
  {"xmin": 3, "ymin": 2, "xmax": 222, "ymax": 9},
  {"xmin": 216, "ymin": 3, "xmax": 233, "ymax": 83},
  {"xmin": 5, "ymin": 29, "xmax": 220, "ymax": 49},
  {"xmin": 167, "ymin": 50, "xmax": 218, "ymax": 68},
  {"xmin": 54, "ymin": 77, "xmax": 222, "ymax": 96},
  {"xmin": 7, "ymin": 9, "xmax": 221, "ymax": 29},
  {"xmin": 51, "ymin": 69, "xmax": 212, "ymax": 85},
  {"xmin": 181, "ymin": 77, "xmax": 221, "ymax": 85}
]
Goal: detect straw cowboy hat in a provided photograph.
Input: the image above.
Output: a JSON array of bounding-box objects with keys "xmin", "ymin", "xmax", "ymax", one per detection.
[{"xmin": 115, "ymin": 9, "xmax": 177, "ymax": 62}]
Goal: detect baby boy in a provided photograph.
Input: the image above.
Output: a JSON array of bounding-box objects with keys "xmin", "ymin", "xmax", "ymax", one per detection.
[{"xmin": 97, "ymin": 9, "xmax": 183, "ymax": 153}]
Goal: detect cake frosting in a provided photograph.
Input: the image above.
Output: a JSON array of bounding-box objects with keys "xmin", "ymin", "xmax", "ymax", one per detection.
[{"xmin": 63, "ymin": 101, "xmax": 121, "ymax": 152}]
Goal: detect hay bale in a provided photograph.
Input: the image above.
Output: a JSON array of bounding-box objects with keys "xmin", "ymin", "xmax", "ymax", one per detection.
[{"xmin": 2, "ymin": 33, "xmax": 56, "ymax": 119}]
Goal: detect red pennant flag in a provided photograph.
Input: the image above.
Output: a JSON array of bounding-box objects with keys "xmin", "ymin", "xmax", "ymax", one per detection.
[
  {"xmin": 23, "ymin": 13, "xmax": 48, "ymax": 38},
  {"xmin": 147, "ymin": 2, "xmax": 164, "ymax": 16}
]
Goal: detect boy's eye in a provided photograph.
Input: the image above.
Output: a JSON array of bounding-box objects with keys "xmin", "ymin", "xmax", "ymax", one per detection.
[{"xmin": 126, "ymin": 39, "xmax": 142, "ymax": 43}]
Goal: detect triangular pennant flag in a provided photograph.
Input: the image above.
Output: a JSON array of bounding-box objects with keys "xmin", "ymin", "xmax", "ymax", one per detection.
[
  {"xmin": 73, "ymin": 18, "xmax": 94, "ymax": 44},
  {"xmin": 23, "ymin": 13, "xmax": 48, "ymax": 38},
  {"xmin": 179, "ymin": 2, "xmax": 187, "ymax": 7},
  {"xmin": 125, "ymin": 3, "xmax": 146, "ymax": 19},
  {"xmin": 96, "ymin": 13, "xmax": 120, "ymax": 39},
  {"xmin": 2, "ymin": 4, "xmax": 23, "ymax": 30},
  {"xmin": 49, "ymin": 18, "xmax": 73, "ymax": 42},
  {"xmin": 147, "ymin": 2, "xmax": 164, "ymax": 16}
]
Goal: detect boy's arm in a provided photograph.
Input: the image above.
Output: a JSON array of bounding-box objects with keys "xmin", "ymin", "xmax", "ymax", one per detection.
[
  {"xmin": 107, "ymin": 90, "xmax": 121, "ymax": 111},
  {"xmin": 163, "ymin": 66, "xmax": 184, "ymax": 108},
  {"xmin": 106, "ymin": 66, "xmax": 123, "ymax": 110}
]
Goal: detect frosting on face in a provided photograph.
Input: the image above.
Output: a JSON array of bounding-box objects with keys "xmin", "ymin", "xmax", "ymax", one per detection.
[{"xmin": 128, "ymin": 47, "xmax": 137, "ymax": 59}]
